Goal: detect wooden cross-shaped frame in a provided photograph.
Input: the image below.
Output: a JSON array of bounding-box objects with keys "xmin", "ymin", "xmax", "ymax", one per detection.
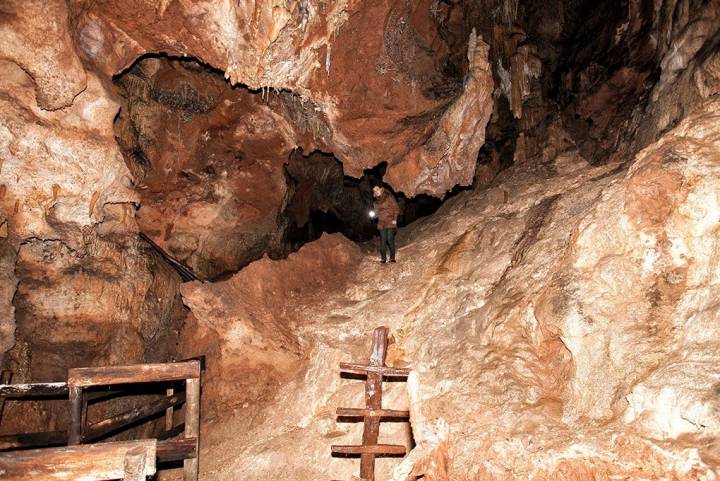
[{"xmin": 331, "ymin": 327, "xmax": 411, "ymax": 481}]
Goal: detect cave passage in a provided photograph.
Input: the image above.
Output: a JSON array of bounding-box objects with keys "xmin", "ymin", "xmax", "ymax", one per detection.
[{"xmin": 112, "ymin": 54, "xmax": 463, "ymax": 280}]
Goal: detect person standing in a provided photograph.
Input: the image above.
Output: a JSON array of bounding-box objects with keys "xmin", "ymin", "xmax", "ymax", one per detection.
[{"xmin": 372, "ymin": 185, "xmax": 399, "ymax": 263}]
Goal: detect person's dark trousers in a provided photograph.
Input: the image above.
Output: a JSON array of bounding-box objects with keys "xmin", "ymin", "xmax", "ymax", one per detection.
[{"xmin": 379, "ymin": 228, "xmax": 397, "ymax": 262}]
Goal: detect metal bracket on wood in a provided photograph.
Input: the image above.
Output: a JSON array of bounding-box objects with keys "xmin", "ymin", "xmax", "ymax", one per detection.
[{"xmin": 331, "ymin": 326, "xmax": 411, "ymax": 481}]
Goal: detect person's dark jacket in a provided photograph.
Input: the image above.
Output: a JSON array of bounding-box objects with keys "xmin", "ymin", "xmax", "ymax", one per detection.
[{"xmin": 374, "ymin": 190, "xmax": 399, "ymax": 229}]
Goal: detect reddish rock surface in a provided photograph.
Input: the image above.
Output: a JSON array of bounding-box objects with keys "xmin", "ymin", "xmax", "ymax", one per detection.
[
  {"xmin": 69, "ymin": 0, "xmax": 494, "ymax": 197},
  {"xmin": 178, "ymin": 234, "xmax": 363, "ymax": 417},
  {"xmin": 114, "ymin": 57, "xmax": 296, "ymax": 279},
  {"xmin": 1, "ymin": 1, "xmax": 720, "ymax": 480},
  {"xmin": 0, "ymin": 0, "xmax": 87, "ymax": 111}
]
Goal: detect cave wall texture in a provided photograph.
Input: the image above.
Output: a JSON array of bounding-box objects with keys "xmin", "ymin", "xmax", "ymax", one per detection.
[{"xmin": 1, "ymin": 0, "xmax": 720, "ymax": 480}]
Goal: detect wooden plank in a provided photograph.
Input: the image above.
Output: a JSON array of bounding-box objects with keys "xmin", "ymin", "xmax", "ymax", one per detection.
[
  {"xmin": 83, "ymin": 395, "xmax": 185, "ymax": 442},
  {"xmin": 183, "ymin": 377, "xmax": 200, "ymax": 481},
  {"xmin": 336, "ymin": 407, "xmax": 410, "ymax": 418},
  {"xmin": 360, "ymin": 327, "xmax": 388, "ymax": 481},
  {"xmin": 68, "ymin": 385, "xmax": 83, "ymax": 445},
  {"xmin": 339, "ymin": 363, "xmax": 411, "ymax": 377},
  {"xmin": 0, "ymin": 430, "xmax": 67, "ymax": 450},
  {"xmin": 0, "ymin": 439, "xmax": 157, "ymax": 481},
  {"xmin": 331, "ymin": 444, "xmax": 407, "ymax": 455},
  {"xmin": 0, "ymin": 382, "xmax": 68, "ymax": 398},
  {"xmin": 157, "ymin": 437, "xmax": 197, "ymax": 463},
  {"xmin": 165, "ymin": 387, "xmax": 175, "ymax": 431},
  {"xmin": 68, "ymin": 361, "xmax": 201, "ymax": 388},
  {"xmin": 123, "ymin": 445, "xmax": 151, "ymax": 481}
]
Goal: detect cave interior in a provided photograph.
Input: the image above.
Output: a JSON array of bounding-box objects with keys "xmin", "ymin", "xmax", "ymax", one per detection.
[{"xmin": 1, "ymin": 0, "xmax": 720, "ymax": 480}]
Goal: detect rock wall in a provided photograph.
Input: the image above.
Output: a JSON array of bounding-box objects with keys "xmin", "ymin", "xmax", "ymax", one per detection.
[
  {"xmin": 69, "ymin": 0, "xmax": 494, "ymax": 197},
  {"xmin": 1, "ymin": 1, "xmax": 719, "ymax": 479},
  {"xmin": 188, "ymin": 99, "xmax": 720, "ymax": 481},
  {"xmin": 0, "ymin": 3, "xmax": 185, "ymax": 386},
  {"xmin": 114, "ymin": 57, "xmax": 296, "ymax": 279}
]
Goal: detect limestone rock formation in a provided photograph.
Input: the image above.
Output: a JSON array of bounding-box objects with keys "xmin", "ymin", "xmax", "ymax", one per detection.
[
  {"xmin": 2, "ymin": 1, "xmax": 720, "ymax": 480},
  {"xmin": 178, "ymin": 234, "xmax": 363, "ymax": 417},
  {"xmin": 188, "ymin": 100, "xmax": 720, "ymax": 481},
  {"xmin": 70, "ymin": 0, "xmax": 493, "ymax": 197},
  {"xmin": 114, "ymin": 57, "xmax": 296, "ymax": 279},
  {"xmin": 0, "ymin": 0, "xmax": 87, "ymax": 111}
]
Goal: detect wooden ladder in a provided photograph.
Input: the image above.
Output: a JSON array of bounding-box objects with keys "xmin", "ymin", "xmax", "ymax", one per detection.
[{"xmin": 331, "ymin": 326, "xmax": 411, "ymax": 481}]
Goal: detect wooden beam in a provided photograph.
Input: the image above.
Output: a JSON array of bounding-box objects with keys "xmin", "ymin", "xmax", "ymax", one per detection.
[
  {"xmin": 157, "ymin": 437, "xmax": 198, "ymax": 463},
  {"xmin": 0, "ymin": 439, "xmax": 157, "ymax": 481},
  {"xmin": 336, "ymin": 407, "xmax": 410, "ymax": 418},
  {"xmin": 183, "ymin": 377, "xmax": 201, "ymax": 481},
  {"xmin": 0, "ymin": 430, "xmax": 67, "ymax": 450},
  {"xmin": 331, "ymin": 444, "xmax": 407, "ymax": 455},
  {"xmin": 0, "ymin": 382, "xmax": 68, "ymax": 398},
  {"xmin": 165, "ymin": 387, "xmax": 175, "ymax": 432},
  {"xmin": 83, "ymin": 394, "xmax": 185, "ymax": 442},
  {"xmin": 68, "ymin": 361, "xmax": 201, "ymax": 388},
  {"xmin": 68, "ymin": 385, "xmax": 83, "ymax": 445},
  {"xmin": 339, "ymin": 363, "xmax": 411, "ymax": 377}
]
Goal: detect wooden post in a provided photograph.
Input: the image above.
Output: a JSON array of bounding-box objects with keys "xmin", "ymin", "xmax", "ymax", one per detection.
[
  {"xmin": 184, "ymin": 377, "xmax": 201, "ymax": 481},
  {"xmin": 80, "ymin": 391, "xmax": 89, "ymax": 442},
  {"xmin": 360, "ymin": 327, "xmax": 387, "ymax": 481},
  {"xmin": 68, "ymin": 385, "xmax": 83, "ymax": 445},
  {"xmin": 123, "ymin": 445, "xmax": 150, "ymax": 481},
  {"xmin": 165, "ymin": 385, "xmax": 175, "ymax": 431},
  {"xmin": 0, "ymin": 370, "xmax": 12, "ymax": 425}
]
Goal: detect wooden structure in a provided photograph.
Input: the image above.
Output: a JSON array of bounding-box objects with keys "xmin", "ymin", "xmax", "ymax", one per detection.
[
  {"xmin": 331, "ymin": 327, "xmax": 411, "ymax": 481},
  {"xmin": 0, "ymin": 359, "xmax": 202, "ymax": 481},
  {"xmin": 68, "ymin": 360, "xmax": 202, "ymax": 481},
  {"xmin": 0, "ymin": 439, "xmax": 157, "ymax": 481}
]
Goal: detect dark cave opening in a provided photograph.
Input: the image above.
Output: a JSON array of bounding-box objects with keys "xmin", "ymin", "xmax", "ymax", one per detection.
[{"xmin": 283, "ymin": 149, "xmax": 471, "ymax": 251}]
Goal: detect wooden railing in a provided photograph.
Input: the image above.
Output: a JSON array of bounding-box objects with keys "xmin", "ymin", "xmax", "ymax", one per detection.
[
  {"xmin": 0, "ymin": 358, "xmax": 204, "ymax": 481},
  {"xmin": 0, "ymin": 439, "xmax": 157, "ymax": 481}
]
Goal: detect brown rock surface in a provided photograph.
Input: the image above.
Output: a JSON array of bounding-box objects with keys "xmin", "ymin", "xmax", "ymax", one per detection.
[
  {"xmin": 0, "ymin": 0, "xmax": 87, "ymax": 110},
  {"xmin": 69, "ymin": 0, "xmax": 494, "ymax": 197},
  {"xmin": 114, "ymin": 57, "xmax": 296, "ymax": 279},
  {"xmin": 186, "ymin": 100, "xmax": 720, "ymax": 480},
  {"xmin": 0, "ymin": 19, "xmax": 187, "ymax": 433},
  {"xmin": 2, "ymin": 1, "xmax": 720, "ymax": 480},
  {"xmin": 178, "ymin": 234, "xmax": 363, "ymax": 418}
]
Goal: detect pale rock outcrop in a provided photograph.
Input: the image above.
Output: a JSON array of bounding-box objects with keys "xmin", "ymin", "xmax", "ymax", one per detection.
[
  {"xmin": 0, "ymin": 61, "xmax": 136, "ymax": 243},
  {"xmin": 187, "ymin": 100, "xmax": 720, "ymax": 480},
  {"xmin": 0, "ymin": 21, "xmax": 186, "ymax": 411},
  {"xmin": 0, "ymin": 0, "xmax": 87, "ymax": 110},
  {"xmin": 384, "ymin": 30, "xmax": 494, "ymax": 196}
]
